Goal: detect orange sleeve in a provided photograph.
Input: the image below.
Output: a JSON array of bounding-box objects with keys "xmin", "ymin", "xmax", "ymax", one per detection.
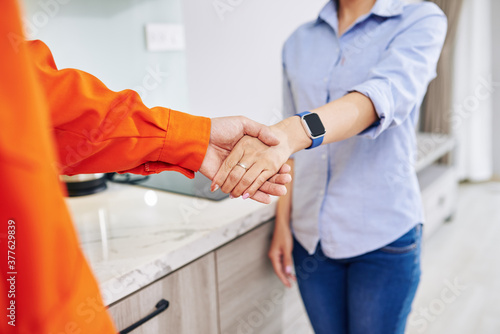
[
  {"xmin": 27, "ymin": 40, "xmax": 211, "ymax": 179},
  {"xmin": 1, "ymin": 1, "xmax": 116, "ymax": 333}
]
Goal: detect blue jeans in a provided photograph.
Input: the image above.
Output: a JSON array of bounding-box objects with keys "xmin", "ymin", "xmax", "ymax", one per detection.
[{"xmin": 293, "ymin": 224, "xmax": 422, "ymax": 334}]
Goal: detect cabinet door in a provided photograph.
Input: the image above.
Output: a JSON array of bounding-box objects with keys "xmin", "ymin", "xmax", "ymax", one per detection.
[
  {"xmin": 108, "ymin": 253, "xmax": 218, "ymax": 334},
  {"xmin": 418, "ymin": 165, "xmax": 458, "ymax": 239},
  {"xmin": 216, "ymin": 221, "xmax": 285, "ymax": 334}
]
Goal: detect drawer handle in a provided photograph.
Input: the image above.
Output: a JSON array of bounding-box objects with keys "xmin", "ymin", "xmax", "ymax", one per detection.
[{"xmin": 119, "ymin": 299, "xmax": 170, "ymax": 334}]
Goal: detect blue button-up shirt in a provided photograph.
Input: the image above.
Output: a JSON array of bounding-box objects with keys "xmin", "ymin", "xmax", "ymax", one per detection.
[{"xmin": 283, "ymin": 0, "xmax": 447, "ymax": 258}]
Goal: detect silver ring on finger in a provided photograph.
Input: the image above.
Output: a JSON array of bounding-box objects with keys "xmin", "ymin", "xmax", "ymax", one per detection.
[{"xmin": 236, "ymin": 162, "xmax": 248, "ymax": 170}]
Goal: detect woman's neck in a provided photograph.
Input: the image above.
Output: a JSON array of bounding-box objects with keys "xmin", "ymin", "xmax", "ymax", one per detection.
[{"xmin": 337, "ymin": 0, "xmax": 376, "ymax": 36}]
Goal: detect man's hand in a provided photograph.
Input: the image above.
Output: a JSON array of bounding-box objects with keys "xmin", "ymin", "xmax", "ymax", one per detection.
[
  {"xmin": 199, "ymin": 116, "xmax": 291, "ymax": 204},
  {"xmin": 210, "ymin": 116, "xmax": 309, "ymax": 200},
  {"xmin": 210, "ymin": 132, "xmax": 293, "ymax": 200}
]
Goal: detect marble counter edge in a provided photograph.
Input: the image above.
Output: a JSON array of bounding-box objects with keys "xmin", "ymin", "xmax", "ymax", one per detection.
[{"xmin": 99, "ymin": 200, "xmax": 277, "ymax": 306}]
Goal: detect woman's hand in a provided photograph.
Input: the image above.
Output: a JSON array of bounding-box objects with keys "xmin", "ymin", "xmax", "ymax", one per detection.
[
  {"xmin": 269, "ymin": 158, "xmax": 295, "ymax": 287},
  {"xmin": 211, "ymin": 134, "xmax": 293, "ymax": 199},
  {"xmin": 268, "ymin": 223, "xmax": 295, "ymax": 288},
  {"xmin": 199, "ymin": 116, "xmax": 292, "ymax": 204},
  {"xmin": 211, "ymin": 117, "xmax": 310, "ymax": 199}
]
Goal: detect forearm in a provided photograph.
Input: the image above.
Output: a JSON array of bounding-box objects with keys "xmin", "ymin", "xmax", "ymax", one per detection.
[
  {"xmin": 28, "ymin": 40, "xmax": 210, "ymax": 177},
  {"xmin": 272, "ymin": 92, "xmax": 377, "ymax": 153},
  {"xmin": 275, "ymin": 159, "xmax": 294, "ymax": 229}
]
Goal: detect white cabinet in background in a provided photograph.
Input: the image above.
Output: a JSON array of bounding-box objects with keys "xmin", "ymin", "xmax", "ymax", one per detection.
[{"xmin": 418, "ymin": 164, "xmax": 458, "ymax": 239}]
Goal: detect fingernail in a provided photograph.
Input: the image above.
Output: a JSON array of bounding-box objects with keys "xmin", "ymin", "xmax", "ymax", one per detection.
[
  {"xmin": 285, "ymin": 265, "xmax": 292, "ymax": 274},
  {"xmin": 242, "ymin": 193, "xmax": 250, "ymax": 200},
  {"xmin": 212, "ymin": 184, "xmax": 219, "ymax": 192},
  {"xmin": 229, "ymin": 194, "xmax": 235, "ymax": 199}
]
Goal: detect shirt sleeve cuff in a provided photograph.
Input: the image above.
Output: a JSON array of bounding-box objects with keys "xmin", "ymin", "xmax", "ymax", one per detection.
[
  {"xmin": 157, "ymin": 109, "xmax": 211, "ymax": 175},
  {"xmin": 350, "ymin": 80, "xmax": 394, "ymax": 139}
]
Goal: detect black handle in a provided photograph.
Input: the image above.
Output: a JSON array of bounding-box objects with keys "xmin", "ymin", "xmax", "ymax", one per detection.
[{"xmin": 119, "ymin": 299, "xmax": 169, "ymax": 334}]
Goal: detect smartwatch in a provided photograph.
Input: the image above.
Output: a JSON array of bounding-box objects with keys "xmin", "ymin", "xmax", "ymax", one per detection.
[{"xmin": 295, "ymin": 111, "xmax": 326, "ymax": 149}]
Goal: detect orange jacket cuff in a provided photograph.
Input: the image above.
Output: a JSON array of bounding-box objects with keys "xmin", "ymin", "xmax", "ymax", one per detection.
[{"xmin": 153, "ymin": 110, "xmax": 211, "ymax": 178}]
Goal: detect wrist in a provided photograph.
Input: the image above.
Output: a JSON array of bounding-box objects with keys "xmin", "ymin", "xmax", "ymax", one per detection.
[
  {"xmin": 275, "ymin": 212, "xmax": 292, "ymax": 227},
  {"xmin": 271, "ymin": 117, "xmax": 311, "ymax": 154},
  {"xmin": 275, "ymin": 220, "xmax": 292, "ymax": 232}
]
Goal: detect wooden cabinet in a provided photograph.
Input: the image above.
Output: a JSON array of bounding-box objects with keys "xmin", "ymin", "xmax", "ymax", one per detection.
[
  {"xmin": 108, "ymin": 221, "xmax": 312, "ymax": 333},
  {"xmin": 216, "ymin": 221, "xmax": 285, "ymax": 334},
  {"xmin": 108, "ymin": 253, "xmax": 219, "ymax": 334}
]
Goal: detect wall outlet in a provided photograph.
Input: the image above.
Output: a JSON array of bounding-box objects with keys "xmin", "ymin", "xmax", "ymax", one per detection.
[{"xmin": 145, "ymin": 23, "xmax": 185, "ymax": 51}]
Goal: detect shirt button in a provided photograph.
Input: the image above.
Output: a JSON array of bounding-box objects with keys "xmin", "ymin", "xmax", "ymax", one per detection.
[
  {"xmin": 323, "ymin": 77, "xmax": 328, "ymax": 83},
  {"xmin": 321, "ymin": 154, "xmax": 327, "ymax": 160},
  {"xmin": 319, "ymin": 190, "xmax": 325, "ymax": 196}
]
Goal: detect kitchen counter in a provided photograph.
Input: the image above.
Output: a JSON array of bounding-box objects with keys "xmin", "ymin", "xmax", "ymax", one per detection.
[{"xmin": 66, "ymin": 182, "xmax": 276, "ymax": 306}]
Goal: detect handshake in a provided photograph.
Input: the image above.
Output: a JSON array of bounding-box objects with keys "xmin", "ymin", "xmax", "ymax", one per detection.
[{"xmin": 198, "ymin": 115, "xmax": 311, "ymax": 204}]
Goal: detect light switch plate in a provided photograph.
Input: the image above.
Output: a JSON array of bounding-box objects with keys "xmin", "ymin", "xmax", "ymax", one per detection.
[{"xmin": 145, "ymin": 23, "xmax": 185, "ymax": 51}]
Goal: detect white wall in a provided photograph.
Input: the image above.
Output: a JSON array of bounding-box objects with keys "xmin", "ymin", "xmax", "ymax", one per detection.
[
  {"xmin": 451, "ymin": 0, "xmax": 494, "ymax": 181},
  {"xmin": 492, "ymin": 0, "xmax": 500, "ymax": 178},
  {"xmin": 21, "ymin": 0, "xmax": 190, "ymax": 111},
  {"xmin": 181, "ymin": 0, "xmax": 326, "ymax": 124},
  {"xmin": 21, "ymin": 0, "xmax": 326, "ymax": 125}
]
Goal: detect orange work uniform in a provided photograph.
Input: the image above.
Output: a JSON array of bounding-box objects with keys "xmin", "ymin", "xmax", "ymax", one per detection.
[{"xmin": 0, "ymin": 1, "xmax": 210, "ymax": 333}]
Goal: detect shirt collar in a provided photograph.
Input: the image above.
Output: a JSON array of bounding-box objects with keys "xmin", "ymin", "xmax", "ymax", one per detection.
[
  {"xmin": 371, "ymin": 0, "xmax": 405, "ymax": 17},
  {"xmin": 318, "ymin": 0, "xmax": 404, "ymax": 32}
]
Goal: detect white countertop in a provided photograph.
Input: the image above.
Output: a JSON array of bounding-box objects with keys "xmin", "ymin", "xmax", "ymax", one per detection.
[{"xmin": 66, "ymin": 182, "xmax": 276, "ymax": 306}]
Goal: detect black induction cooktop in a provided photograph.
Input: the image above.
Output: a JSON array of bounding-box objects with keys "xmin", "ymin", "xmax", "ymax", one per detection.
[{"xmin": 108, "ymin": 171, "xmax": 228, "ymax": 201}]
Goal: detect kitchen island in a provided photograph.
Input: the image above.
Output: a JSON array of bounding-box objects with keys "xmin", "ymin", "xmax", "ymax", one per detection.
[{"xmin": 66, "ymin": 182, "xmax": 312, "ymax": 333}]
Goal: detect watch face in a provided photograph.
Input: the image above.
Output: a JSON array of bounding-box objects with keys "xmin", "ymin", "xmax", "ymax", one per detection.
[{"xmin": 303, "ymin": 113, "xmax": 326, "ymax": 137}]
